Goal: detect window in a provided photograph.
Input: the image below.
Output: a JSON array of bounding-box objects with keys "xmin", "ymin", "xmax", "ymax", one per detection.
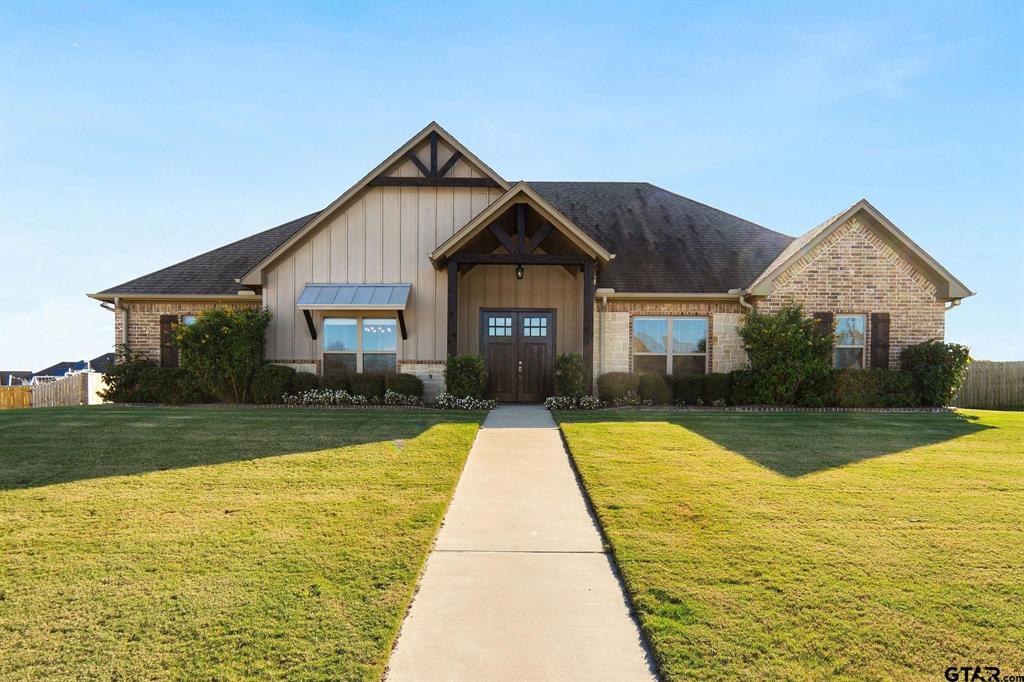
[
  {"xmin": 487, "ymin": 316, "xmax": 512, "ymax": 337},
  {"xmin": 323, "ymin": 317, "xmax": 397, "ymax": 376},
  {"xmin": 834, "ymin": 314, "xmax": 866, "ymax": 369},
  {"xmin": 522, "ymin": 316, "xmax": 548, "ymax": 337},
  {"xmin": 633, "ymin": 316, "xmax": 708, "ymax": 375}
]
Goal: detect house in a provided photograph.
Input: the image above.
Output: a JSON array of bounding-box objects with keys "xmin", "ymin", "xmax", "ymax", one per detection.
[
  {"xmin": 88, "ymin": 122, "xmax": 972, "ymax": 402},
  {"xmin": 25, "ymin": 353, "xmax": 116, "ymax": 385},
  {"xmin": 1, "ymin": 371, "xmax": 32, "ymax": 387}
]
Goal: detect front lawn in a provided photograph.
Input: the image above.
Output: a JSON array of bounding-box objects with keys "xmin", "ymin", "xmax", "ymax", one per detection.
[
  {"xmin": 0, "ymin": 406, "xmax": 483, "ymax": 680},
  {"xmin": 556, "ymin": 409, "xmax": 1024, "ymax": 681}
]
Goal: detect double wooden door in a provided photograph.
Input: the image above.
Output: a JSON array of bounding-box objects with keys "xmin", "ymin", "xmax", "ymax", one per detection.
[{"xmin": 480, "ymin": 310, "xmax": 555, "ymax": 403}]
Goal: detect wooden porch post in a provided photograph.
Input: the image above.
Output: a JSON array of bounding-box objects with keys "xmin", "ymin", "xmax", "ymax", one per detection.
[
  {"xmin": 447, "ymin": 258, "xmax": 459, "ymax": 357},
  {"xmin": 582, "ymin": 260, "xmax": 596, "ymax": 394}
]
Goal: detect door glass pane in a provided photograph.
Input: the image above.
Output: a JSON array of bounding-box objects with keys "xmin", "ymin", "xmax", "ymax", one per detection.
[
  {"xmin": 488, "ymin": 316, "xmax": 512, "ymax": 337},
  {"xmin": 672, "ymin": 355, "xmax": 707, "ymax": 375},
  {"xmin": 523, "ymin": 316, "xmax": 547, "ymax": 337},
  {"xmin": 634, "ymin": 355, "xmax": 668, "ymax": 375},
  {"xmin": 362, "ymin": 319, "xmax": 397, "ymax": 352},
  {"xmin": 324, "ymin": 318, "xmax": 357, "ymax": 352},
  {"xmin": 324, "ymin": 353, "xmax": 356, "ymax": 376},
  {"xmin": 672, "ymin": 318, "xmax": 708, "ymax": 353},
  {"xmin": 633, "ymin": 318, "xmax": 667, "ymax": 353},
  {"xmin": 363, "ymin": 354, "xmax": 397, "ymax": 374},
  {"xmin": 835, "ymin": 315, "xmax": 865, "ymax": 347},
  {"xmin": 835, "ymin": 348, "xmax": 864, "ymax": 369}
]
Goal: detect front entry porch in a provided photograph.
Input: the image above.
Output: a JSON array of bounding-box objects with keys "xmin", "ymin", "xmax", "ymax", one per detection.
[{"xmin": 431, "ymin": 190, "xmax": 610, "ymax": 402}]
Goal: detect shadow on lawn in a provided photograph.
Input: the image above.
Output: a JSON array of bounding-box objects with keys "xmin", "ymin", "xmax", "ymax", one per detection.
[
  {"xmin": 563, "ymin": 410, "xmax": 995, "ymax": 477},
  {"xmin": 0, "ymin": 406, "xmax": 473, "ymax": 490}
]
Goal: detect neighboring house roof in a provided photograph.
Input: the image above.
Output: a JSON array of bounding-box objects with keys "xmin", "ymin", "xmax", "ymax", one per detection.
[
  {"xmin": 1, "ymin": 371, "xmax": 32, "ymax": 386},
  {"xmin": 90, "ymin": 213, "xmax": 318, "ymax": 299},
  {"xmin": 33, "ymin": 360, "xmax": 88, "ymax": 378},
  {"xmin": 89, "ymin": 352, "xmax": 116, "ymax": 373},
  {"xmin": 747, "ymin": 199, "xmax": 973, "ymax": 300},
  {"xmin": 528, "ymin": 182, "xmax": 794, "ymax": 293}
]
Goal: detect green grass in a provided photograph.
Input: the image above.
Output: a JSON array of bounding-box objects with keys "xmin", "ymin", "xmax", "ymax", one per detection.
[
  {"xmin": 0, "ymin": 406, "xmax": 483, "ymax": 681},
  {"xmin": 556, "ymin": 409, "xmax": 1024, "ymax": 681}
]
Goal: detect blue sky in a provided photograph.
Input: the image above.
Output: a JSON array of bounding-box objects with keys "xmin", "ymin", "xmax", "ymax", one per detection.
[{"xmin": 1, "ymin": 0, "xmax": 1021, "ymax": 369}]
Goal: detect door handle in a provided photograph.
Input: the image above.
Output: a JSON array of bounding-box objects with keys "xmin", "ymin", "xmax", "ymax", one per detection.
[{"xmin": 518, "ymin": 360, "xmax": 523, "ymax": 375}]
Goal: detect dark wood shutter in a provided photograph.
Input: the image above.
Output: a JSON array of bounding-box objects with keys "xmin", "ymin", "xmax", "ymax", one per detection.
[
  {"xmin": 870, "ymin": 312, "xmax": 890, "ymax": 369},
  {"xmin": 160, "ymin": 315, "xmax": 179, "ymax": 368},
  {"xmin": 812, "ymin": 312, "xmax": 834, "ymax": 363}
]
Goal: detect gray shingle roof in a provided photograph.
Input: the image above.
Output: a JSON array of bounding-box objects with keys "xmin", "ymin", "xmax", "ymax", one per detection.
[
  {"xmin": 526, "ymin": 182, "xmax": 794, "ymax": 293},
  {"xmin": 96, "ymin": 213, "xmax": 318, "ymax": 296}
]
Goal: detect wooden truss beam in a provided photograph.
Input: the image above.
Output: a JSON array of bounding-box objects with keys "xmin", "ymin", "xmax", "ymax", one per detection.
[{"xmin": 367, "ymin": 177, "xmax": 500, "ymax": 188}]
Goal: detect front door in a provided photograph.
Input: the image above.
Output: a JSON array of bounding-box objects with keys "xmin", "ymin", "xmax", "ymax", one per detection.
[{"xmin": 480, "ymin": 310, "xmax": 555, "ymax": 403}]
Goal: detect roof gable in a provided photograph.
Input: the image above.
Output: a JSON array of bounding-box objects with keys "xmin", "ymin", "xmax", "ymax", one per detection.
[
  {"xmin": 240, "ymin": 122, "xmax": 509, "ymax": 285},
  {"xmin": 748, "ymin": 199, "xmax": 973, "ymax": 300},
  {"xmin": 429, "ymin": 182, "xmax": 614, "ymax": 266}
]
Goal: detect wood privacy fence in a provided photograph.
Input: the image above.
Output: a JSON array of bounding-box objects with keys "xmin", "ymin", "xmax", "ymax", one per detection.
[
  {"xmin": 0, "ymin": 386, "xmax": 32, "ymax": 409},
  {"xmin": 953, "ymin": 361, "xmax": 1024, "ymax": 411},
  {"xmin": 0, "ymin": 373, "xmax": 108, "ymax": 410}
]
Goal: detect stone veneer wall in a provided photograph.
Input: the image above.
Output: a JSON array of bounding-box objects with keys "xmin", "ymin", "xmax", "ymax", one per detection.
[
  {"xmin": 399, "ymin": 361, "xmax": 447, "ymax": 401},
  {"xmin": 756, "ymin": 216, "xmax": 945, "ymax": 368},
  {"xmin": 115, "ymin": 300, "xmax": 261, "ymax": 362}
]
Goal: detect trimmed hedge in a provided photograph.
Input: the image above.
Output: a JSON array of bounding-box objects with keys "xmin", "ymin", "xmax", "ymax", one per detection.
[
  {"xmin": 320, "ymin": 374, "xmax": 351, "ymax": 391},
  {"xmin": 729, "ymin": 369, "xmax": 757, "ymax": 406},
  {"xmin": 129, "ymin": 367, "xmax": 210, "ymax": 405},
  {"xmin": 832, "ymin": 368, "xmax": 916, "ymax": 408},
  {"xmin": 386, "ymin": 373, "xmax": 425, "ymax": 399},
  {"xmin": 672, "ymin": 375, "xmax": 705, "ymax": 406},
  {"xmin": 597, "ymin": 372, "xmax": 639, "ymax": 403},
  {"xmin": 703, "ymin": 373, "xmax": 732, "ymax": 405},
  {"xmin": 349, "ymin": 373, "xmax": 386, "ymax": 401},
  {"xmin": 638, "ymin": 374, "xmax": 671, "ymax": 405},
  {"xmin": 291, "ymin": 372, "xmax": 320, "ymax": 393},
  {"xmin": 554, "ymin": 353, "xmax": 587, "ymax": 398},
  {"xmin": 445, "ymin": 355, "xmax": 488, "ymax": 399},
  {"xmin": 250, "ymin": 364, "xmax": 297, "ymax": 404}
]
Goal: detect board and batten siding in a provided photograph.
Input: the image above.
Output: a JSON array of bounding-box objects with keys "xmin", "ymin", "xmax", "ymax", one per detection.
[
  {"xmin": 457, "ymin": 264, "xmax": 583, "ymax": 356},
  {"xmin": 263, "ymin": 144, "xmax": 503, "ymax": 363}
]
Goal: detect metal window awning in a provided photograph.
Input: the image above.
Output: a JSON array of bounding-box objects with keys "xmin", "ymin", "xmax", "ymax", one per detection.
[{"xmin": 296, "ymin": 283, "xmax": 412, "ymax": 340}]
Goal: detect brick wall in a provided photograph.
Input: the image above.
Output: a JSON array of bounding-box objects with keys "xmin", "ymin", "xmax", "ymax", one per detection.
[
  {"xmin": 756, "ymin": 216, "xmax": 945, "ymax": 368},
  {"xmin": 116, "ymin": 300, "xmax": 261, "ymax": 362}
]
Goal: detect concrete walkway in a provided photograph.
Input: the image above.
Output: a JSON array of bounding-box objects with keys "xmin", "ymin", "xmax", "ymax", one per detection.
[{"xmin": 386, "ymin": 406, "xmax": 656, "ymax": 682}]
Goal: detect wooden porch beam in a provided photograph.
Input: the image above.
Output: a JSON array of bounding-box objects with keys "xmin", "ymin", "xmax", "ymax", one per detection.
[
  {"xmin": 582, "ymin": 260, "xmax": 596, "ymax": 394},
  {"xmin": 436, "ymin": 150, "xmax": 462, "ymax": 178},
  {"xmin": 407, "ymin": 152, "xmax": 432, "ymax": 178},
  {"xmin": 524, "ymin": 222, "xmax": 554, "ymax": 254},
  {"xmin": 452, "ymin": 253, "xmax": 590, "ymax": 266},
  {"xmin": 447, "ymin": 261, "xmax": 459, "ymax": 357},
  {"xmin": 516, "ymin": 203, "xmax": 526, "ymax": 254},
  {"xmin": 429, "ymin": 131, "xmax": 439, "ymax": 175},
  {"xmin": 368, "ymin": 177, "xmax": 500, "ymax": 188},
  {"xmin": 489, "ymin": 222, "xmax": 519, "ymax": 255},
  {"xmin": 397, "ymin": 310, "xmax": 408, "ymax": 340}
]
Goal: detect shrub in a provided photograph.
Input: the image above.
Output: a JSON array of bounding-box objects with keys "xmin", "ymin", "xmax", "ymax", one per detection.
[
  {"xmin": 175, "ymin": 307, "xmax": 272, "ymax": 403},
  {"xmin": 597, "ymin": 372, "xmax": 639, "ymax": 403},
  {"xmin": 728, "ymin": 369, "xmax": 757, "ymax": 405},
  {"xmin": 831, "ymin": 369, "xmax": 918, "ymax": 408},
  {"xmin": 100, "ymin": 345, "xmax": 154, "ymax": 403},
  {"xmin": 900, "ymin": 341, "xmax": 971, "ymax": 406},
  {"xmin": 738, "ymin": 305, "xmax": 833, "ymax": 405},
  {"xmin": 320, "ymin": 374, "xmax": 351, "ymax": 391},
  {"xmin": 349, "ymin": 373, "xmax": 386, "ymax": 401},
  {"xmin": 611, "ymin": 390, "xmax": 651, "ymax": 407},
  {"xmin": 385, "ymin": 373, "xmax": 424, "ymax": 399},
  {"xmin": 445, "ymin": 355, "xmax": 488, "ymax": 399},
  {"xmin": 250, "ymin": 364, "xmax": 297, "ymax": 404},
  {"xmin": 673, "ymin": 375, "xmax": 705, "ymax": 406},
  {"xmin": 433, "ymin": 393, "xmax": 496, "ymax": 410},
  {"xmin": 291, "ymin": 372, "xmax": 320, "ymax": 393},
  {"xmin": 554, "ymin": 353, "xmax": 587, "ymax": 398},
  {"xmin": 131, "ymin": 367, "xmax": 210, "ymax": 404},
  {"xmin": 703, "ymin": 373, "xmax": 732, "ymax": 405},
  {"xmin": 638, "ymin": 374, "xmax": 671, "ymax": 405}
]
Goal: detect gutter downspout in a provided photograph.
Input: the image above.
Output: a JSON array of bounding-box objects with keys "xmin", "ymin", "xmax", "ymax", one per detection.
[{"xmin": 729, "ymin": 288, "xmax": 754, "ymax": 313}]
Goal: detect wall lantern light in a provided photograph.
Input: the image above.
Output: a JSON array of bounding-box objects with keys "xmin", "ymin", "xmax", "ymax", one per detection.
[{"xmin": 515, "ymin": 264, "xmax": 525, "ymax": 280}]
